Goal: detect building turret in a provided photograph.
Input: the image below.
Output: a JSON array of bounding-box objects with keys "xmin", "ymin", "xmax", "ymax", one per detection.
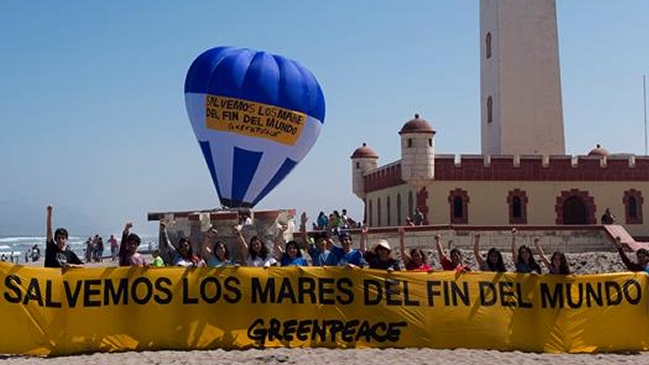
[
  {"xmin": 351, "ymin": 143, "xmax": 379, "ymax": 200},
  {"xmin": 399, "ymin": 114, "xmax": 435, "ymax": 187}
]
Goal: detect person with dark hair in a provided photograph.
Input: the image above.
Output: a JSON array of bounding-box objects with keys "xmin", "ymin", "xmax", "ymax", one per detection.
[
  {"xmin": 118, "ymin": 222, "xmax": 146, "ymax": 266},
  {"xmin": 535, "ymin": 238, "xmax": 570, "ymax": 275},
  {"xmin": 473, "ymin": 234, "xmax": 506, "ymax": 272},
  {"xmin": 159, "ymin": 221, "xmax": 205, "ymax": 267},
  {"xmin": 233, "ymin": 224, "xmax": 277, "ymax": 267},
  {"xmin": 299, "ymin": 213, "xmax": 335, "ymax": 266},
  {"xmin": 329, "ymin": 230, "xmax": 365, "ymax": 267},
  {"xmin": 614, "ymin": 236, "xmax": 649, "ymax": 273},
  {"xmin": 316, "ymin": 211, "xmax": 328, "ymax": 231},
  {"xmin": 601, "ymin": 208, "xmax": 616, "ymax": 225},
  {"xmin": 200, "ymin": 227, "xmax": 235, "ymax": 267},
  {"xmin": 274, "ymin": 225, "xmax": 308, "ymax": 267},
  {"xmin": 511, "ymin": 229, "xmax": 541, "ymax": 274},
  {"xmin": 436, "ymin": 235, "xmax": 469, "ymax": 272},
  {"xmin": 399, "ymin": 227, "xmax": 431, "ymax": 271},
  {"xmin": 44, "ymin": 205, "xmax": 83, "ymax": 270}
]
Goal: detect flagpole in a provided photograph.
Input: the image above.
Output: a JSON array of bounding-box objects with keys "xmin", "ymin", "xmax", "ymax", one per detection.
[{"xmin": 642, "ymin": 75, "xmax": 647, "ymax": 156}]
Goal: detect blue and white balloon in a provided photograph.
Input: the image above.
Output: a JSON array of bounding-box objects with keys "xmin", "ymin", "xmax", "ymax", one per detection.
[{"xmin": 184, "ymin": 47, "xmax": 325, "ymax": 208}]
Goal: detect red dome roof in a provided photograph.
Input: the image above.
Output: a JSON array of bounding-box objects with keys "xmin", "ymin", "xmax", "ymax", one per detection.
[
  {"xmin": 351, "ymin": 143, "xmax": 378, "ymax": 159},
  {"xmin": 399, "ymin": 113, "xmax": 435, "ymax": 134},
  {"xmin": 588, "ymin": 144, "xmax": 609, "ymax": 157}
]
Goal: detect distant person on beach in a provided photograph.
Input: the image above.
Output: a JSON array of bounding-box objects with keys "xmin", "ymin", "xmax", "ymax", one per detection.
[
  {"xmin": 151, "ymin": 250, "xmax": 165, "ymax": 267},
  {"xmin": 399, "ymin": 227, "xmax": 431, "ymax": 271},
  {"xmin": 200, "ymin": 227, "xmax": 235, "ymax": 267},
  {"xmin": 31, "ymin": 244, "xmax": 40, "ymax": 262},
  {"xmin": 614, "ymin": 236, "xmax": 649, "ymax": 273},
  {"xmin": 159, "ymin": 222, "xmax": 205, "ymax": 267},
  {"xmin": 108, "ymin": 234, "xmax": 118, "ymax": 261},
  {"xmin": 436, "ymin": 235, "xmax": 469, "ymax": 272},
  {"xmin": 299, "ymin": 213, "xmax": 335, "ymax": 266},
  {"xmin": 118, "ymin": 222, "xmax": 146, "ymax": 266},
  {"xmin": 534, "ymin": 238, "xmax": 570, "ymax": 275},
  {"xmin": 473, "ymin": 234, "xmax": 506, "ymax": 272},
  {"xmin": 96, "ymin": 237, "xmax": 104, "ymax": 262},
  {"xmin": 233, "ymin": 224, "xmax": 277, "ymax": 267},
  {"xmin": 328, "ymin": 231, "xmax": 365, "ymax": 268},
  {"xmin": 316, "ymin": 211, "xmax": 328, "ymax": 230},
  {"xmin": 511, "ymin": 228, "xmax": 542, "ymax": 274},
  {"xmin": 44, "ymin": 205, "xmax": 83, "ymax": 270},
  {"xmin": 358, "ymin": 226, "xmax": 399, "ymax": 270},
  {"xmin": 601, "ymin": 208, "xmax": 616, "ymax": 225}
]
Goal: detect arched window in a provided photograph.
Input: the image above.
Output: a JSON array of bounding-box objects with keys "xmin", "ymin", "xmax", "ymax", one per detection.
[
  {"xmin": 448, "ymin": 189, "xmax": 469, "ymax": 224},
  {"xmin": 487, "ymin": 96, "xmax": 493, "ymax": 124},
  {"xmin": 377, "ymin": 198, "xmax": 382, "ymax": 227},
  {"xmin": 555, "ymin": 189, "xmax": 596, "ymax": 225},
  {"xmin": 408, "ymin": 138, "xmax": 413, "ymax": 148},
  {"xmin": 453, "ymin": 197, "xmax": 463, "ymax": 218},
  {"xmin": 507, "ymin": 189, "xmax": 528, "ymax": 224},
  {"xmin": 397, "ymin": 193, "xmax": 402, "ymax": 225},
  {"xmin": 624, "ymin": 189, "xmax": 644, "ymax": 224},
  {"xmin": 486, "ymin": 32, "xmax": 492, "ymax": 59},
  {"xmin": 387, "ymin": 196, "xmax": 391, "ymax": 226},
  {"xmin": 368, "ymin": 199, "xmax": 373, "ymax": 227},
  {"xmin": 408, "ymin": 191, "xmax": 414, "ymax": 220}
]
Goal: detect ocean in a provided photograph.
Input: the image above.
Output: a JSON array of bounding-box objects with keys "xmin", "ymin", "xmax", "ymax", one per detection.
[{"xmin": 0, "ymin": 235, "xmax": 159, "ymax": 263}]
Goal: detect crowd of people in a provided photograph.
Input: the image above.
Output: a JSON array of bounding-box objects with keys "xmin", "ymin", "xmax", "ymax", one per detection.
[{"xmin": 41, "ymin": 206, "xmax": 649, "ymax": 275}]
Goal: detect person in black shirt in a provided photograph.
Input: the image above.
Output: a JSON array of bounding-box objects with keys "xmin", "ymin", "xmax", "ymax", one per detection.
[{"xmin": 44, "ymin": 205, "xmax": 83, "ymax": 270}]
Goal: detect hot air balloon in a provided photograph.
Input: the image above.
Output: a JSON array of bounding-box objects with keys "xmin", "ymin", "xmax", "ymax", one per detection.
[{"xmin": 185, "ymin": 47, "xmax": 325, "ymax": 208}]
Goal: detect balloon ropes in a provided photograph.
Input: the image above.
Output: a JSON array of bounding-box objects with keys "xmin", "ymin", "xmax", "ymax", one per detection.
[{"xmin": 185, "ymin": 47, "xmax": 326, "ymax": 209}]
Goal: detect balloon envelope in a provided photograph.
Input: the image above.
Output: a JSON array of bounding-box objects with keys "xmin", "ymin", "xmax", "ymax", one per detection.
[{"xmin": 185, "ymin": 47, "xmax": 325, "ymax": 208}]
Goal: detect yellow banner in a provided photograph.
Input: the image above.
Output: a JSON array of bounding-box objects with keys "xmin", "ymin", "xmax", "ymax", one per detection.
[
  {"xmin": 1, "ymin": 262, "xmax": 648, "ymax": 356},
  {"xmin": 205, "ymin": 95, "xmax": 306, "ymax": 145}
]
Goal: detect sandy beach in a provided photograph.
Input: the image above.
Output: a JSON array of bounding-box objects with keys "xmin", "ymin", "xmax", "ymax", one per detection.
[
  {"xmin": 2, "ymin": 348, "xmax": 649, "ymax": 365},
  {"xmin": 3, "ymin": 249, "xmax": 647, "ymax": 363}
]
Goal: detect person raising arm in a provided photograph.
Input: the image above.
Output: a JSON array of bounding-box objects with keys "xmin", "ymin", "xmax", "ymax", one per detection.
[
  {"xmin": 44, "ymin": 205, "xmax": 83, "ymax": 271},
  {"xmin": 399, "ymin": 227, "xmax": 430, "ymax": 271},
  {"xmin": 534, "ymin": 238, "xmax": 570, "ymax": 275},
  {"xmin": 436, "ymin": 235, "xmax": 469, "ymax": 272}
]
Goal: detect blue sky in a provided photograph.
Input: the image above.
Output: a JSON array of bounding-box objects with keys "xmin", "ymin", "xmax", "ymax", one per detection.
[{"xmin": 0, "ymin": 1, "xmax": 647, "ymax": 236}]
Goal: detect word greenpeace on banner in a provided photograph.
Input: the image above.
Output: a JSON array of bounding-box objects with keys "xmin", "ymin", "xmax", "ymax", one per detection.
[
  {"xmin": 2, "ymin": 275, "xmax": 643, "ymax": 310},
  {"xmin": 247, "ymin": 318, "xmax": 408, "ymax": 345}
]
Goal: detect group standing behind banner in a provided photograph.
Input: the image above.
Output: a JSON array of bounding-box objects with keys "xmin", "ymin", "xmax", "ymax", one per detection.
[{"xmin": 41, "ymin": 207, "xmax": 649, "ymax": 276}]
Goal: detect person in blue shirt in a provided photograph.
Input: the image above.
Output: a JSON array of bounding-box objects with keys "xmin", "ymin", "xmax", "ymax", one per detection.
[
  {"xmin": 273, "ymin": 224, "xmax": 308, "ymax": 266},
  {"xmin": 200, "ymin": 226, "xmax": 236, "ymax": 268},
  {"xmin": 298, "ymin": 212, "xmax": 336, "ymax": 266},
  {"xmin": 329, "ymin": 230, "xmax": 365, "ymax": 267},
  {"xmin": 511, "ymin": 228, "xmax": 541, "ymax": 274}
]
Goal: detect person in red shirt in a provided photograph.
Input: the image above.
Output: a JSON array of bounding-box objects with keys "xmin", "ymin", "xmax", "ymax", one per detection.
[
  {"xmin": 436, "ymin": 234, "xmax": 470, "ymax": 272},
  {"xmin": 399, "ymin": 227, "xmax": 432, "ymax": 271}
]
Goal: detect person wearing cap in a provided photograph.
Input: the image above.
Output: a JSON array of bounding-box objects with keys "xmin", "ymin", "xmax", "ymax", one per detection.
[
  {"xmin": 299, "ymin": 213, "xmax": 336, "ymax": 266},
  {"xmin": 362, "ymin": 229, "xmax": 400, "ymax": 271},
  {"xmin": 329, "ymin": 230, "xmax": 365, "ymax": 267}
]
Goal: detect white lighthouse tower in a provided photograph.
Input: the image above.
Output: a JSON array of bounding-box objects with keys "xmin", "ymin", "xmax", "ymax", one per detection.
[{"xmin": 480, "ymin": 0, "xmax": 565, "ymax": 155}]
